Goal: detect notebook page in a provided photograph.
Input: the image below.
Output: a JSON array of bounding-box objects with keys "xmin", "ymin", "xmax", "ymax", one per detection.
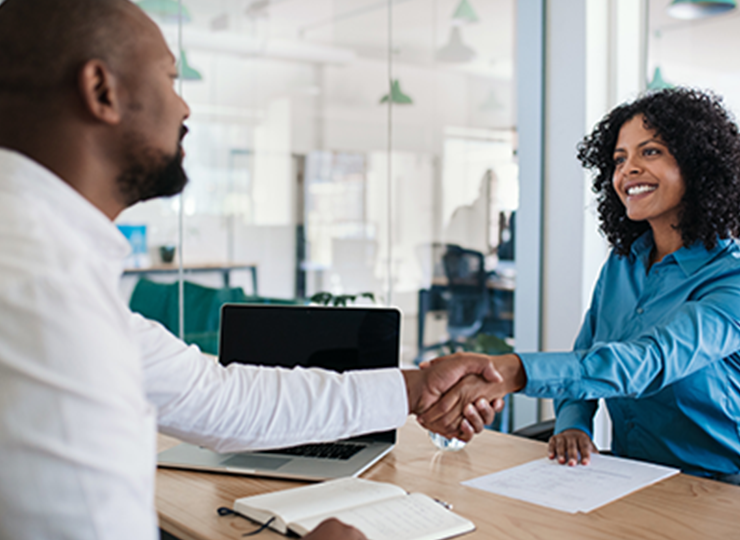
[
  {"xmin": 291, "ymin": 493, "xmax": 475, "ymax": 540},
  {"xmin": 235, "ymin": 477, "xmax": 406, "ymax": 526}
]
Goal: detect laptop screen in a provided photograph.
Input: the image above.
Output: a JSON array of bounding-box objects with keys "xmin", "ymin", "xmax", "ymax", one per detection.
[
  {"xmin": 219, "ymin": 305, "xmax": 401, "ymax": 371},
  {"xmin": 219, "ymin": 305, "xmax": 401, "ymax": 444}
]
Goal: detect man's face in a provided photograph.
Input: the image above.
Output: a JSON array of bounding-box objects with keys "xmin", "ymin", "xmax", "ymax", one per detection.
[{"xmin": 115, "ymin": 9, "xmax": 191, "ymax": 206}]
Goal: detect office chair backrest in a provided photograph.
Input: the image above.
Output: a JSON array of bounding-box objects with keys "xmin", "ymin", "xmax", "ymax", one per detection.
[
  {"xmin": 443, "ymin": 245, "xmax": 486, "ymax": 290},
  {"xmin": 442, "ymin": 245, "xmax": 488, "ymax": 340},
  {"xmin": 129, "ymin": 279, "xmax": 302, "ymax": 355}
]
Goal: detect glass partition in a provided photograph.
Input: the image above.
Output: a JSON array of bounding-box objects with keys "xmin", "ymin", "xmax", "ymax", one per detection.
[
  {"xmin": 118, "ymin": 0, "xmax": 521, "ymax": 370},
  {"xmin": 647, "ymin": 0, "xmax": 740, "ymax": 111}
]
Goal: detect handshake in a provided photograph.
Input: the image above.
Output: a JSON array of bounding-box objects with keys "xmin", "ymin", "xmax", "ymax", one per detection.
[
  {"xmin": 402, "ymin": 352, "xmax": 527, "ymax": 441},
  {"xmin": 301, "ymin": 353, "xmax": 529, "ymax": 540}
]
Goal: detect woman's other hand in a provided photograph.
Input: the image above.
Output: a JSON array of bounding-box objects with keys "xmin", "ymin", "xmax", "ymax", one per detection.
[{"xmin": 548, "ymin": 429, "xmax": 598, "ymax": 466}]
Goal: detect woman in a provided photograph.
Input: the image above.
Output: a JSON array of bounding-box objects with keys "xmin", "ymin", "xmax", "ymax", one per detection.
[{"xmin": 421, "ymin": 88, "xmax": 740, "ymax": 483}]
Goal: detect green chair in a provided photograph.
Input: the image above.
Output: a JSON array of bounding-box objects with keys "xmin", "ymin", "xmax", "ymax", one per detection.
[{"xmin": 129, "ymin": 279, "xmax": 301, "ymax": 355}]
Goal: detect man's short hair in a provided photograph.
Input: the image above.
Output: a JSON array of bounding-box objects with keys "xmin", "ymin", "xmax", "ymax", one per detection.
[{"xmin": 0, "ymin": 0, "xmax": 134, "ymax": 98}]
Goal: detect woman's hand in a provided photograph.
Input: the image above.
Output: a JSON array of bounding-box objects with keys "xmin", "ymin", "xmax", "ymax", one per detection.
[
  {"xmin": 548, "ymin": 429, "xmax": 598, "ymax": 466},
  {"xmin": 302, "ymin": 518, "xmax": 366, "ymax": 540}
]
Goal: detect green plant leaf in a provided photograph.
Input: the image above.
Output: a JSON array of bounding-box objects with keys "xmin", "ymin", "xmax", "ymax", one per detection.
[{"xmin": 310, "ymin": 292, "xmax": 333, "ymax": 306}]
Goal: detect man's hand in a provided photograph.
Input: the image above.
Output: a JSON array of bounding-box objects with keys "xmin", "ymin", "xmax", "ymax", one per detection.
[
  {"xmin": 418, "ymin": 359, "xmax": 505, "ymax": 438},
  {"xmin": 415, "ymin": 353, "xmax": 526, "ymax": 439},
  {"xmin": 401, "ymin": 352, "xmax": 503, "ymax": 418},
  {"xmin": 302, "ymin": 518, "xmax": 366, "ymax": 540},
  {"xmin": 548, "ymin": 429, "xmax": 598, "ymax": 466},
  {"xmin": 417, "ymin": 373, "xmax": 502, "ymax": 438}
]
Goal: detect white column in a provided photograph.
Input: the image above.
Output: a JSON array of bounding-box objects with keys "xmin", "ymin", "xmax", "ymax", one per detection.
[
  {"xmin": 539, "ymin": 0, "xmax": 646, "ymax": 446},
  {"xmin": 513, "ymin": 0, "xmax": 545, "ymax": 430},
  {"xmin": 541, "ymin": 0, "xmax": 589, "ymax": 354}
]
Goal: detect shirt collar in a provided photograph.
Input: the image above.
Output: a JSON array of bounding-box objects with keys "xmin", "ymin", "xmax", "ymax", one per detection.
[
  {"xmin": 0, "ymin": 148, "xmax": 130, "ymax": 260},
  {"xmin": 629, "ymin": 229, "xmax": 732, "ymax": 276},
  {"xmin": 673, "ymin": 237, "xmax": 733, "ymax": 276}
]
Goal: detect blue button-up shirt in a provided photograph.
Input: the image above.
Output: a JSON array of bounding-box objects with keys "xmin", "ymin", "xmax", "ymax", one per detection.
[{"xmin": 518, "ymin": 232, "xmax": 740, "ymax": 476}]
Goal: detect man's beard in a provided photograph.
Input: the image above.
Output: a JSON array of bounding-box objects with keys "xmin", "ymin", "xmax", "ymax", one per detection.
[{"xmin": 116, "ymin": 127, "xmax": 189, "ymax": 207}]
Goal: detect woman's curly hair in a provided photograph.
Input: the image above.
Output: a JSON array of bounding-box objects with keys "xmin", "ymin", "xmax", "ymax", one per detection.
[{"xmin": 577, "ymin": 87, "xmax": 740, "ymax": 256}]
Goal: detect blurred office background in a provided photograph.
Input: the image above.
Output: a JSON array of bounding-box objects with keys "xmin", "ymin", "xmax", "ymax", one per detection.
[{"xmin": 114, "ymin": 0, "xmax": 740, "ymax": 436}]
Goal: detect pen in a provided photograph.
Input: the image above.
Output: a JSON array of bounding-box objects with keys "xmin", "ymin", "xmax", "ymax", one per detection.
[{"xmin": 433, "ymin": 498, "xmax": 453, "ymax": 510}]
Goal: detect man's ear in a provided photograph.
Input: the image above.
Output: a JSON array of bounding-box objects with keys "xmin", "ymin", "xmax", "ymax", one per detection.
[{"xmin": 77, "ymin": 59, "xmax": 122, "ymax": 125}]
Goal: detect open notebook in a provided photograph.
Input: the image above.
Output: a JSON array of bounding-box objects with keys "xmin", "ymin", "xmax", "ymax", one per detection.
[{"xmin": 233, "ymin": 477, "xmax": 475, "ymax": 540}]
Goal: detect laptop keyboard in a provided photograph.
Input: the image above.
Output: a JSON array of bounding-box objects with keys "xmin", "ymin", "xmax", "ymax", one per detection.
[{"xmin": 258, "ymin": 442, "xmax": 366, "ymax": 461}]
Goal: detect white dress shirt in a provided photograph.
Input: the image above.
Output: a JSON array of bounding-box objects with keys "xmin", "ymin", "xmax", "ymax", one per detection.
[{"xmin": 0, "ymin": 149, "xmax": 408, "ymax": 540}]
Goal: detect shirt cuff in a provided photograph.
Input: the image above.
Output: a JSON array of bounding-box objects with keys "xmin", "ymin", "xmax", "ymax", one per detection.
[
  {"xmin": 553, "ymin": 400, "xmax": 596, "ymax": 438},
  {"xmin": 349, "ymin": 368, "xmax": 409, "ymax": 432},
  {"xmin": 518, "ymin": 351, "xmax": 584, "ymax": 399}
]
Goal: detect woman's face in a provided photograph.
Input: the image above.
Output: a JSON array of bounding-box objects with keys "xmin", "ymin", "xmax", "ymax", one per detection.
[{"xmin": 612, "ymin": 114, "xmax": 685, "ymax": 229}]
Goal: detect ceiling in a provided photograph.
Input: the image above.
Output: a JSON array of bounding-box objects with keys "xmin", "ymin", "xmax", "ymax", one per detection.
[
  {"xmin": 173, "ymin": 0, "xmax": 515, "ymax": 79},
  {"xmin": 648, "ymin": 0, "xmax": 740, "ymax": 74}
]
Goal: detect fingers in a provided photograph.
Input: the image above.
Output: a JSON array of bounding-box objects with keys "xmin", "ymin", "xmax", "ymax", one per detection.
[
  {"xmin": 457, "ymin": 418, "xmax": 474, "ymax": 442},
  {"xmin": 492, "ymin": 397, "xmax": 505, "ymax": 412},
  {"xmin": 412, "ymin": 353, "xmax": 511, "ymax": 441},
  {"xmin": 424, "ymin": 353, "xmax": 498, "ymax": 398},
  {"xmin": 421, "ymin": 392, "xmax": 466, "ymax": 438},
  {"xmin": 547, "ymin": 433, "xmax": 557, "ymax": 460},
  {"xmin": 419, "ymin": 373, "xmax": 474, "ymax": 427},
  {"xmin": 470, "ymin": 398, "xmax": 495, "ymax": 427},
  {"xmin": 481, "ymin": 361, "xmax": 504, "ymax": 383},
  {"xmin": 565, "ymin": 435, "xmax": 579, "ymax": 466},
  {"xmin": 463, "ymin": 402, "xmax": 486, "ymax": 433},
  {"xmin": 547, "ymin": 429, "xmax": 597, "ymax": 466},
  {"xmin": 549, "ymin": 432, "xmax": 566, "ymax": 463}
]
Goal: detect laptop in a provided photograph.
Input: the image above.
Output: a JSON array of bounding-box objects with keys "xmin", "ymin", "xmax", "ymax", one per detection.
[{"xmin": 157, "ymin": 304, "xmax": 401, "ymax": 481}]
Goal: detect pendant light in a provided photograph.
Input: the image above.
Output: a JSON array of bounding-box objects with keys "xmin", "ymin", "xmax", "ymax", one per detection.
[
  {"xmin": 136, "ymin": 0, "xmax": 192, "ymax": 24},
  {"xmin": 178, "ymin": 51, "xmax": 202, "ymax": 81},
  {"xmin": 451, "ymin": 0, "xmax": 479, "ymax": 25},
  {"xmin": 379, "ymin": 80, "xmax": 413, "ymax": 105},
  {"xmin": 436, "ymin": 27, "xmax": 476, "ymax": 63},
  {"xmin": 668, "ymin": 0, "xmax": 736, "ymax": 19},
  {"xmin": 647, "ymin": 67, "xmax": 672, "ymax": 91}
]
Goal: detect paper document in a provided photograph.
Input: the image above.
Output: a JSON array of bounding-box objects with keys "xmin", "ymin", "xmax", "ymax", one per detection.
[{"xmin": 462, "ymin": 454, "xmax": 679, "ymax": 513}]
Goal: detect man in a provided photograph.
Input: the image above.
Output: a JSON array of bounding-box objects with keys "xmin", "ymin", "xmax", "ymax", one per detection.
[{"xmin": 0, "ymin": 1, "xmax": 497, "ymax": 538}]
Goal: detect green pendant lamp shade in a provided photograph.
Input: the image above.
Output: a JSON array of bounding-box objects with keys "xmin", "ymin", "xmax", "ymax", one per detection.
[
  {"xmin": 647, "ymin": 67, "xmax": 672, "ymax": 91},
  {"xmin": 436, "ymin": 27, "xmax": 477, "ymax": 63},
  {"xmin": 136, "ymin": 0, "xmax": 192, "ymax": 23},
  {"xmin": 452, "ymin": 0, "xmax": 479, "ymax": 25},
  {"xmin": 178, "ymin": 51, "xmax": 202, "ymax": 81},
  {"xmin": 668, "ymin": 0, "xmax": 736, "ymax": 19},
  {"xmin": 380, "ymin": 80, "xmax": 413, "ymax": 105}
]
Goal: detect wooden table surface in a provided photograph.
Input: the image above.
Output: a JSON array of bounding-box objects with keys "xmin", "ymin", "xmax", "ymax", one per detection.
[{"xmin": 156, "ymin": 420, "xmax": 740, "ymax": 540}]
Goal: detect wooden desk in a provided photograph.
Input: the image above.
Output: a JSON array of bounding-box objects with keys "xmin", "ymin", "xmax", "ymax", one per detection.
[
  {"xmin": 123, "ymin": 263, "xmax": 258, "ymax": 293},
  {"xmin": 156, "ymin": 420, "xmax": 740, "ymax": 540}
]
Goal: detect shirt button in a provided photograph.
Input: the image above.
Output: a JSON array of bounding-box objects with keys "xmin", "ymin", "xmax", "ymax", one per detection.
[{"xmin": 636, "ymin": 307, "xmax": 644, "ymax": 314}]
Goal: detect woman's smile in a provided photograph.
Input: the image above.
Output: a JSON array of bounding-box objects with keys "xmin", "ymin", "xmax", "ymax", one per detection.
[{"xmin": 612, "ymin": 115, "xmax": 685, "ymax": 229}]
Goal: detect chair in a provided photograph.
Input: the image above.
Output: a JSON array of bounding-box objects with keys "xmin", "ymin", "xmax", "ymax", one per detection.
[
  {"xmin": 416, "ymin": 245, "xmax": 491, "ymax": 360},
  {"xmin": 442, "ymin": 245, "xmax": 490, "ymax": 349},
  {"xmin": 511, "ymin": 419, "xmax": 556, "ymax": 442},
  {"xmin": 129, "ymin": 279, "xmax": 301, "ymax": 355}
]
